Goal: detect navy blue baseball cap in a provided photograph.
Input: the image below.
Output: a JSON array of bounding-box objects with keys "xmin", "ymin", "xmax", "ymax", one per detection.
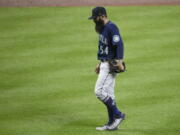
[{"xmin": 88, "ymin": 7, "xmax": 107, "ymax": 20}]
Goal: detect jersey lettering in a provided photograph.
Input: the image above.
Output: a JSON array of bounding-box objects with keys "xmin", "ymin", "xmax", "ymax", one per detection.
[
  {"xmin": 99, "ymin": 34, "xmax": 108, "ymax": 45},
  {"xmin": 99, "ymin": 45, "xmax": 108, "ymax": 55},
  {"xmin": 97, "ymin": 21, "xmax": 123, "ymax": 60}
]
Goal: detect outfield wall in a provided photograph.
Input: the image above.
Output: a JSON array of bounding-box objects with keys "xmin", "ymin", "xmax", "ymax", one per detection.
[{"xmin": 0, "ymin": 0, "xmax": 180, "ymax": 7}]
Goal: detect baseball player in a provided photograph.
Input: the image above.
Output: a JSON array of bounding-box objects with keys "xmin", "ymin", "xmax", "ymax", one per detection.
[{"xmin": 88, "ymin": 7, "xmax": 126, "ymax": 131}]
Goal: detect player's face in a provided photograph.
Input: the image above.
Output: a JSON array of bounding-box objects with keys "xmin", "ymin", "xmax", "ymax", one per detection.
[
  {"xmin": 93, "ymin": 16, "xmax": 104, "ymax": 34},
  {"xmin": 93, "ymin": 16, "xmax": 104, "ymax": 24}
]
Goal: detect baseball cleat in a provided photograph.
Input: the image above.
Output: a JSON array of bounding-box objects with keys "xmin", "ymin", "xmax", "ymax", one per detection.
[
  {"xmin": 107, "ymin": 113, "xmax": 125, "ymax": 130},
  {"xmin": 96, "ymin": 124, "xmax": 110, "ymax": 131}
]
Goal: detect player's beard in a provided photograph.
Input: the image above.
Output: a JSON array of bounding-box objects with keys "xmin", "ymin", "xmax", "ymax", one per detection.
[{"xmin": 94, "ymin": 19, "xmax": 104, "ymax": 34}]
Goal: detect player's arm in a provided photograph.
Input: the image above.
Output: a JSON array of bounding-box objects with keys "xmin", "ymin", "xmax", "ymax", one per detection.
[
  {"xmin": 115, "ymin": 41, "xmax": 124, "ymax": 71},
  {"xmin": 110, "ymin": 25, "xmax": 125, "ymax": 71}
]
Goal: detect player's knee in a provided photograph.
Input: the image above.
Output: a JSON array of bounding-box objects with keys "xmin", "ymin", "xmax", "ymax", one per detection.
[
  {"xmin": 94, "ymin": 88, "xmax": 101, "ymax": 98},
  {"xmin": 94, "ymin": 88, "xmax": 107, "ymax": 101}
]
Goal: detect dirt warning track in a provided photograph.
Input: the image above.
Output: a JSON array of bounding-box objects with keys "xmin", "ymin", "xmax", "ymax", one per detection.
[{"xmin": 0, "ymin": 0, "xmax": 180, "ymax": 7}]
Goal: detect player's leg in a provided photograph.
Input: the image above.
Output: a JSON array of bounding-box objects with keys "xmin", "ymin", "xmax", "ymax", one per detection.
[
  {"xmin": 96, "ymin": 64, "xmax": 122, "ymax": 118},
  {"xmin": 95, "ymin": 73, "xmax": 124, "ymax": 130},
  {"xmin": 95, "ymin": 62, "xmax": 110, "ymax": 101},
  {"xmin": 106, "ymin": 74, "xmax": 122, "ymax": 118},
  {"xmin": 94, "ymin": 62, "xmax": 125, "ymax": 130},
  {"xmin": 106, "ymin": 74, "xmax": 125, "ymax": 130},
  {"xmin": 94, "ymin": 62, "xmax": 121, "ymax": 129},
  {"xmin": 95, "ymin": 62, "xmax": 113, "ymax": 130},
  {"xmin": 100, "ymin": 73, "xmax": 120, "ymax": 123}
]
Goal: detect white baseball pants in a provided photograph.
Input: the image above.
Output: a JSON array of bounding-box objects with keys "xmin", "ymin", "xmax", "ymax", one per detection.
[{"xmin": 95, "ymin": 62, "xmax": 117, "ymax": 101}]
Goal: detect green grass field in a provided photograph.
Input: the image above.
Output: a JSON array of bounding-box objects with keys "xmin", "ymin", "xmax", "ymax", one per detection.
[{"xmin": 0, "ymin": 6, "xmax": 180, "ymax": 135}]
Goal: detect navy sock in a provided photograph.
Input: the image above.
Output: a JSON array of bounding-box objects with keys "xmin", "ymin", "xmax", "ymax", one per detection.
[
  {"xmin": 104, "ymin": 97, "xmax": 121, "ymax": 118},
  {"xmin": 107, "ymin": 107, "xmax": 114, "ymax": 124}
]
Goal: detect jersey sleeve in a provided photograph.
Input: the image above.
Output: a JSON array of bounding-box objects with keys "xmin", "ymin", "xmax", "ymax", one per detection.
[
  {"xmin": 109, "ymin": 24, "xmax": 124, "ymax": 59},
  {"xmin": 109, "ymin": 24, "xmax": 122, "ymax": 46}
]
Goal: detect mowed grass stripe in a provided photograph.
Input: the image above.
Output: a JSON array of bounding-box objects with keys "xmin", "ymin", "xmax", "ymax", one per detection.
[{"xmin": 0, "ymin": 6, "xmax": 180, "ymax": 135}]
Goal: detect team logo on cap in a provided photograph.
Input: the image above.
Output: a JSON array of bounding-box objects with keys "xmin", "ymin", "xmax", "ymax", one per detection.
[{"xmin": 113, "ymin": 35, "xmax": 120, "ymax": 42}]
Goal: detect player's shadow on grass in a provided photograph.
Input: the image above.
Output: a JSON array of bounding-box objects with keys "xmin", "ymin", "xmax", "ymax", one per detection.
[
  {"xmin": 119, "ymin": 128, "xmax": 148, "ymax": 134},
  {"xmin": 66, "ymin": 119, "xmax": 98, "ymax": 127}
]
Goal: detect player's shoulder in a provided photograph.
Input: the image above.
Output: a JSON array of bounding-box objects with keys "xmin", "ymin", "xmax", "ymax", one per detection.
[
  {"xmin": 106, "ymin": 21, "xmax": 119, "ymax": 32},
  {"xmin": 107, "ymin": 21, "xmax": 118, "ymax": 29}
]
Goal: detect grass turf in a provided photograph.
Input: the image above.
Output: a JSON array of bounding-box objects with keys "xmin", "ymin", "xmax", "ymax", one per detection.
[{"xmin": 0, "ymin": 6, "xmax": 180, "ymax": 135}]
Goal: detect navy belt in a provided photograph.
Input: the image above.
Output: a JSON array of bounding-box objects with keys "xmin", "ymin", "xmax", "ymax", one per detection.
[{"xmin": 100, "ymin": 59, "xmax": 109, "ymax": 62}]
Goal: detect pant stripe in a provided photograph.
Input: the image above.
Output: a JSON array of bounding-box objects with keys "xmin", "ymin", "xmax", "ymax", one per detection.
[{"xmin": 100, "ymin": 73, "xmax": 110, "ymax": 101}]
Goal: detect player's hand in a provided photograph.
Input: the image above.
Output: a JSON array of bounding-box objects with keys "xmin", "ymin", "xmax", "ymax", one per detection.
[
  {"xmin": 109, "ymin": 60, "xmax": 126, "ymax": 73},
  {"xmin": 95, "ymin": 63, "xmax": 100, "ymax": 74},
  {"xmin": 116, "ymin": 60, "xmax": 124, "ymax": 71}
]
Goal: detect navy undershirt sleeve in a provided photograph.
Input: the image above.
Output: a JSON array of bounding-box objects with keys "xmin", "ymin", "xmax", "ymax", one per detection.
[{"xmin": 115, "ymin": 41, "xmax": 124, "ymax": 59}]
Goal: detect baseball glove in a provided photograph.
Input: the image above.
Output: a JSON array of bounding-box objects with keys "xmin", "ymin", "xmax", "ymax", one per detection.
[{"xmin": 109, "ymin": 60, "xmax": 126, "ymax": 73}]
